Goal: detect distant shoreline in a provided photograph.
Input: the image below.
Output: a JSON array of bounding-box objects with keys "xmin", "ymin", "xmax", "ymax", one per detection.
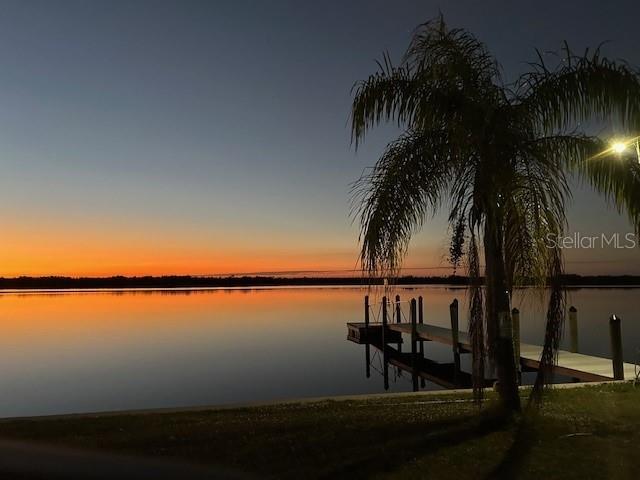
[{"xmin": 1, "ymin": 274, "xmax": 640, "ymax": 290}]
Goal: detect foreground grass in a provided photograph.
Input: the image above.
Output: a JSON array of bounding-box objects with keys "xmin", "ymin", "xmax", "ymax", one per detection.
[{"xmin": 0, "ymin": 383, "xmax": 639, "ymax": 479}]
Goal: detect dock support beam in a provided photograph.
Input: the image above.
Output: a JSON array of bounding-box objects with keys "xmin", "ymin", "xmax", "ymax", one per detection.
[
  {"xmin": 569, "ymin": 306, "xmax": 578, "ymax": 353},
  {"xmin": 512, "ymin": 308, "xmax": 521, "ymax": 385},
  {"xmin": 609, "ymin": 314, "xmax": 624, "ymax": 380},
  {"xmin": 449, "ymin": 299, "xmax": 460, "ymax": 383},
  {"xmin": 410, "ymin": 298, "xmax": 418, "ymax": 391}
]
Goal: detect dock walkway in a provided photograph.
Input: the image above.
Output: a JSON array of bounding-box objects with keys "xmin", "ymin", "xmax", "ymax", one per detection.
[{"xmin": 348, "ymin": 322, "xmax": 636, "ymax": 382}]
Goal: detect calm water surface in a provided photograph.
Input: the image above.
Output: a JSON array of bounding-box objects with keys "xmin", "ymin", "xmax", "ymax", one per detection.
[{"xmin": 0, "ymin": 286, "xmax": 638, "ymax": 417}]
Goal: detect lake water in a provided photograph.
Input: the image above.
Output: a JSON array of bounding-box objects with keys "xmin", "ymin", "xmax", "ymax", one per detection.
[{"xmin": 0, "ymin": 286, "xmax": 638, "ymax": 418}]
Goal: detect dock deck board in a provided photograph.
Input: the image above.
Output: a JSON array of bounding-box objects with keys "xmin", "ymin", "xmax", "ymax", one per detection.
[
  {"xmin": 388, "ymin": 323, "xmax": 471, "ymax": 351},
  {"xmin": 519, "ymin": 344, "xmax": 636, "ymax": 382}
]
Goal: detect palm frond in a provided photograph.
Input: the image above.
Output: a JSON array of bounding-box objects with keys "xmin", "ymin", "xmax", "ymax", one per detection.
[
  {"xmin": 538, "ymin": 134, "xmax": 640, "ymax": 232},
  {"xmin": 503, "ymin": 136, "xmax": 574, "ymax": 286},
  {"xmin": 518, "ymin": 48, "xmax": 640, "ymax": 134},
  {"xmin": 404, "ymin": 16, "xmax": 501, "ymax": 90},
  {"xmin": 350, "ymin": 17, "xmax": 502, "ymax": 147},
  {"xmin": 577, "ymin": 151, "xmax": 640, "ymax": 232},
  {"xmin": 530, "ymin": 250, "xmax": 566, "ymax": 405},
  {"xmin": 350, "ymin": 59, "xmax": 413, "ymax": 147},
  {"xmin": 352, "ymin": 130, "xmax": 455, "ymax": 276}
]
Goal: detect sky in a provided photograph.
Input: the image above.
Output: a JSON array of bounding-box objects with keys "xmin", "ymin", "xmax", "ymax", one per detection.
[{"xmin": 1, "ymin": 0, "xmax": 640, "ymax": 277}]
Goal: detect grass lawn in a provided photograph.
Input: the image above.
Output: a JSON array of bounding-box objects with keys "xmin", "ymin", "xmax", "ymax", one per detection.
[{"xmin": 0, "ymin": 383, "xmax": 639, "ymax": 479}]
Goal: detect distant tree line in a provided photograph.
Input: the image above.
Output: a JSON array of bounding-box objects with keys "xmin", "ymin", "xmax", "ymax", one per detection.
[{"xmin": 0, "ymin": 274, "xmax": 638, "ymax": 289}]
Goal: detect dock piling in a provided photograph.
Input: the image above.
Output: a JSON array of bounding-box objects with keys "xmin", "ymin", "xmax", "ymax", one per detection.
[
  {"xmin": 418, "ymin": 296, "xmax": 425, "ymax": 388},
  {"xmin": 410, "ymin": 298, "xmax": 418, "ymax": 391},
  {"xmin": 609, "ymin": 314, "xmax": 624, "ymax": 380},
  {"xmin": 569, "ymin": 306, "xmax": 578, "ymax": 353},
  {"xmin": 382, "ymin": 296, "xmax": 388, "ymax": 328},
  {"xmin": 364, "ymin": 295, "xmax": 371, "ymax": 378},
  {"xmin": 395, "ymin": 294, "xmax": 402, "ymax": 351},
  {"xmin": 364, "ymin": 295, "xmax": 369, "ymax": 328},
  {"xmin": 449, "ymin": 299, "xmax": 461, "ymax": 380},
  {"xmin": 410, "ymin": 299, "xmax": 417, "ymax": 355},
  {"xmin": 382, "ymin": 296, "xmax": 389, "ymax": 390}
]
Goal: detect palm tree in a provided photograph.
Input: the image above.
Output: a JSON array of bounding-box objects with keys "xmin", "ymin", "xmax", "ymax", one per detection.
[{"xmin": 351, "ymin": 17, "xmax": 640, "ymax": 411}]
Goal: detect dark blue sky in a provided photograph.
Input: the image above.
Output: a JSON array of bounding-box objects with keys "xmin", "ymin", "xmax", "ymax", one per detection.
[{"xmin": 1, "ymin": 0, "xmax": 639, "ymax": 275}]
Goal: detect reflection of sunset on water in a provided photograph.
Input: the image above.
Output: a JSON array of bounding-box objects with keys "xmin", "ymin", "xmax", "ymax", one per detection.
[{"xmin": 0, "ymin": 286, "xmax": 639, "ymax": 418}]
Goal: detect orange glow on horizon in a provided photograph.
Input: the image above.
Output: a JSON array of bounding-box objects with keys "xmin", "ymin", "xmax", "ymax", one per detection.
[
  {"xmin": 2, "ymin": 222, "xmax": 637, "ymax": 277},
  {"xmin": 0, "ymin": 221, "xmax": 450, "ymax": 277},
  {"xmin": 0, "ymin": 222, "xmax": 353, "ymax": 276}
]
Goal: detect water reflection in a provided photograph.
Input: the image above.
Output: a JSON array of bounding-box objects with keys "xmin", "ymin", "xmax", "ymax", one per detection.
[{"xmin": 0, "ymin": 286, "xmax": 638, "ymax": 417}]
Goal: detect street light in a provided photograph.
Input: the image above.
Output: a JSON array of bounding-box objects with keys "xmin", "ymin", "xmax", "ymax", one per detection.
[
  {"xmin": 590, "ymin": 136, "xmax": 640, "ymax": 163},
  {"xmin": 611, "ymin": 141, "xmax": 628, "ymax": 154},
  {"xmin": 608, "ymin": 136, "xmax": 640, "ymax": 163}
]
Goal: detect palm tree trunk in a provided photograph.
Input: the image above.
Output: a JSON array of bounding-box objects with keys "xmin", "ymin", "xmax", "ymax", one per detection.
[{"xmin": 484, "ymin": 216, "xmax": 521, "ymax": 412}]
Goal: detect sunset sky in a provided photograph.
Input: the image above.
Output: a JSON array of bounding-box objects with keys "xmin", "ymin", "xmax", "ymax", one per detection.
[{"xmin": 1, "ymin": 0, "xmax": 640, "ymax": 277}]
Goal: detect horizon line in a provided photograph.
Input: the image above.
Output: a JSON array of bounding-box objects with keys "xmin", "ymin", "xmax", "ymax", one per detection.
[{"xmin": 1, "ymin": 259, "xmax": 635, "ymax": 279}]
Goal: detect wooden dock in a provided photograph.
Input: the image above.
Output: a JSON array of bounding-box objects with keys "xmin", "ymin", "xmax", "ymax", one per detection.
[
  {"xmin": 348, "ymin": 295, "xmax": 637, "ymax": 390},
  {"xmin": 348, "ymin": 321, "xmax": 636, "ymax": 382}
]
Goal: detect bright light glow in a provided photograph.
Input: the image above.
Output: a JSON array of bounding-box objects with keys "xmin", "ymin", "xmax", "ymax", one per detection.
[
  {"xmin": 611, "ymin": 141, "xmax": 628, "ymax": 154},
  {"xmin": 594, "ymin": 136, "xmax": 640, "ymax": 160}
]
